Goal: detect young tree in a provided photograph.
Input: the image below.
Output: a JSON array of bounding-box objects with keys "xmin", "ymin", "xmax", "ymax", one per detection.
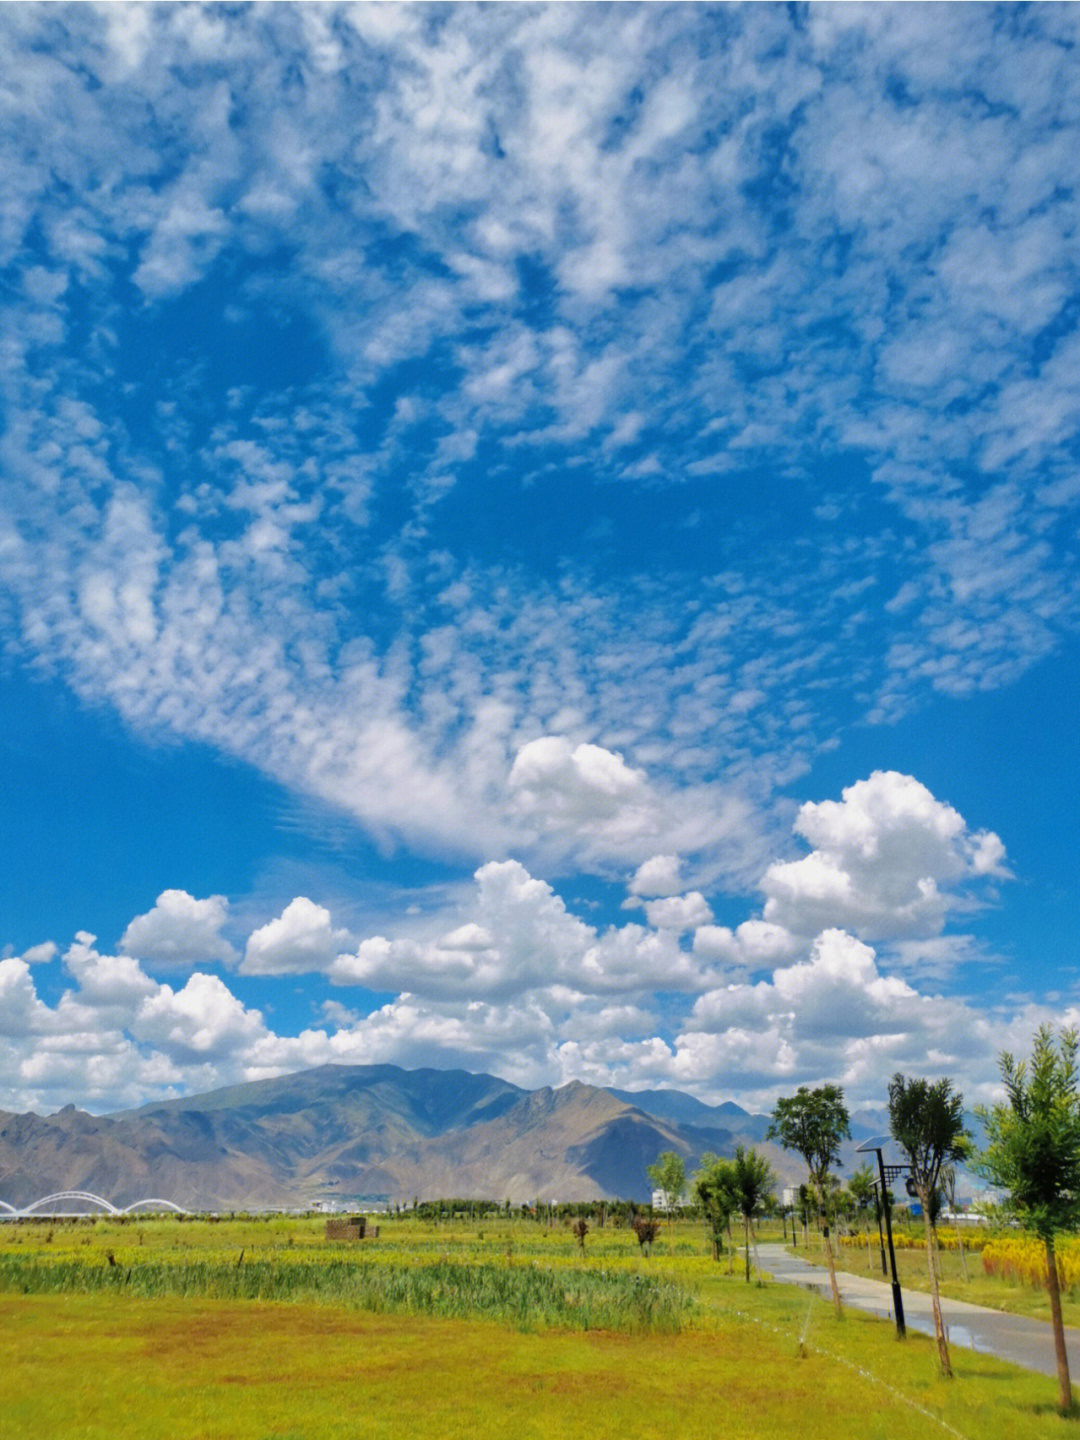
[
  {"xmin": 768, "ymin": 1085, "xmax": 850, "ymax": 1315},
  {"xmin": 631, "ymin": 1215, "xmax": 661, "ymax": 1256},
  {"xmin": 888, "ymin": 1072, "xmax": 969, "ymax": 1377},
  {"xmin": 730, "ymin": 1145, "xmax": 776, "ymax": 1282},
  {"xmin": 694, "ymin": 1153, "xmax": 736, "ymax": 1263},
  {"xmin": 647, "ymin": 1150, "xmax": 686, "ymax": 1227},
  {"xmin": 847, "ymin": 1163, "xmax": 879, "ymax": 1272},
  {"xmin": 939, "ymin": 1157, "xmax": 970, "ymax": 1283},
  {"xmin": 977, "ymin": 1026, "xmax": 1080, "ymax": 1414}
]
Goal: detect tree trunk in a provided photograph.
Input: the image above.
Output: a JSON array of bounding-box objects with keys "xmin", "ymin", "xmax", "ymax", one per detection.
[
  {"xmin": 1045, "ymin": 1236, "xmax": 1074, "ymax": 1414},
  {"xmin": 924, "ymin": 1205, "xmax": 952, "ymax": 1377},
  {"xmin": 953, "ymin": 1215, "xmax": 968, "ymax": 1283},
  {"xmin": 744, "ymin": 1214, "xmax": 751, "ymax": 1282},
  {"xmin": 812, "ymin": 1183, "xmax": 843, "ymax": 1317},
  {"xmin": 821, "ymin": 1221, "xmax": 843, "ymax": 1317}
]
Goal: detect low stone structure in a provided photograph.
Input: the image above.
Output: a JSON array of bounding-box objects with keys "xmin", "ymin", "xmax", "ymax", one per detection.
[{"xmin": 325, "ymin": 1216, "xmax": 379, "ymax": 1240}]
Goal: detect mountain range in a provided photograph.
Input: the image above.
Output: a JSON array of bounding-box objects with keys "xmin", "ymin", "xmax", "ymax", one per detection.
[{"xmin": 0, "ymin": 1063, "xmax": 813, "ymax": 1211}]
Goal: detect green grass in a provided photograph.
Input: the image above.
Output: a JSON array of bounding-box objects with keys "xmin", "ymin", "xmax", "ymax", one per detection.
[
  {"xmin": 1, "ymin": 1215, "xmax": 1076, "ymax": 1437},
  {"xmin": 0, "ymin": 1253, "xmax": 691, "ymax": 1332}
]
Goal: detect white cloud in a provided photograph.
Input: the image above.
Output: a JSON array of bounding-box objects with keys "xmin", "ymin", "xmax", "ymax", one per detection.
[
  {"xmin": 509, "ymin": 737, "xmax": 652, "ymax": 837},
  {"xmin": 0, "ymin": 958, "xmax": 54, "ymax": 1038},
  {"xmin": 630, "ymin": 854, "xmax": 683, "ymax": 897},
  {"xmin": 242, "ymin": 897, "xmax": 351, "ymax": 976},
  {"xmin": 121, "ymin": 890, "xmax": 236, "ymax": 969},
  {"xmin": 643, "ymin": 892, "xmax": 713, "ymax": 933},
  {"xmin": 762, "ymin": 771, "xmax": 1008, "ymax": 941},
  {"xmin": 133, "ymin": 972, "xmax": 268, "ymax": 1063},
  {"xmin": 63, "ymin": 933, "xmax": 159, "ymax": 1010},
  {"xmin": 329, "ymin": 858, "xmax": 712, "ymax": 1002},
  {"xmin": 21, "ymin": 941, "xmax": 58, "ymax": 965},
  {"xmin": 692, "ymin": 920, "xmax": 801, "ymax": 970}
]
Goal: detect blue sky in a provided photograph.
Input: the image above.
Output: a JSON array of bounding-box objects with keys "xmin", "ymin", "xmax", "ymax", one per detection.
[{"xmin": 2, "ymin": 2, "xmax": 1079, "ymax": 1118}]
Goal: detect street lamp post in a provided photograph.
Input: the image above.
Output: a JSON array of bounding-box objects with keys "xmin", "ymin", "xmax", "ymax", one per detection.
[{"xmin": 856, "ymin": 1137, "xmax": 907, "ymax": 1339}]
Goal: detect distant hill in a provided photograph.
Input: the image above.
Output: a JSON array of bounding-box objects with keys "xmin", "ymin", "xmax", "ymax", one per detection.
[
  {"xmin": 607, "ymin": 1086, "xmax": 773, "ymax": 1141},
  {"xmin": 0, "ymin": 1064, "xmax": 804, "ymax": 1211}
]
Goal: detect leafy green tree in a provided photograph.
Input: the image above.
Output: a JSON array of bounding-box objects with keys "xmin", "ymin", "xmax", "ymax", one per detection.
[
  {"xmin": 694, "ymin": 1153, "xmax": 736, "ymax": 1263},
  {"xmin": 977, "ymin": 1026, "xmax": 1080, "ymax": 1414},
  {"xmin": 647, "ymin": 1151, "xmax": 686, "ymax": 1227},
  {"xmin": 768, "ymin": 1085, "xmax": 850, "ymax": 1315},
  {"xmin": 888, "ymin": 1073, "xmax": 969, "ymax": 1377},
  {"xmin": 730, "ymin": 1145, "xmax": 776, "ymax": 1282}
]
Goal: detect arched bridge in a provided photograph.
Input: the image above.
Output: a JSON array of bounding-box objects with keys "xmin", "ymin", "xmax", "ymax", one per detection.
[{"xmin": 1, "ymin": 1191, "xmax": 188, "ymax": 1218}]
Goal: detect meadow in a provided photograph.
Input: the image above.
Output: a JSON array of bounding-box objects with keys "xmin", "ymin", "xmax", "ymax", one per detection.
[{"xmin": 2, "ymin": 1211, "xmax": 1077, "ymax": 1439}]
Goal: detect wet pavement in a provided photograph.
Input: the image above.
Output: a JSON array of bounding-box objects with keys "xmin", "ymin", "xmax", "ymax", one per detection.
[{"xmin": 757, "ymin": 1242, "xmax": 1080, "ymax": 1378}]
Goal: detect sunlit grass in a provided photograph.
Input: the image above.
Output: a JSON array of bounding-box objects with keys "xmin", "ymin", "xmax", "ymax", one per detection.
[
  {"xmin": 2, "ymin": 1281, "xmax": 1073, "ymax": 1440},
  {"xmin": 2, "ymin": 1215, "xmax": 1076, "ymax": 1437}
]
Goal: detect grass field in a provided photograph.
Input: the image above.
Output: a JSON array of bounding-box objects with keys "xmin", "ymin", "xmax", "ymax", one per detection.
[{"xmin": 2, "ymin": 1213, "xmax": 1076, "ymax": 1438}]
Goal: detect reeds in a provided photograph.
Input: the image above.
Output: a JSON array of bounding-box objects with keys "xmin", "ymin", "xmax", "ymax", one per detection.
[{"xmin": 0, "ymin": 1253, "xmax": 691, "ymax": 1332}]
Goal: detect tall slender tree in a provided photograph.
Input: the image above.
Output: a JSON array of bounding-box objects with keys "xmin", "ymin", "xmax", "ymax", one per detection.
[
  {"xmin": 730, "ymin": 1145, "xmax": 776, "ymax": 1282},
  {"xmin": 888, "ymin": 1073, "xmax": 969, "ymax": 1377},
  {"xmin": 694, "ymin": 1153, "xmax": 736, "ymax": 1264},
  {"xmin": 939, "ymin": 1157, "xmax": 970, "ymax": 1283},
  {"xmin": 977, "ymin": 1026, "xmax": 1080, "ymax": 1415},
  {"xmin": 847, "ymin": 1163, "xmax": 878, "ymax": 1272},
  {"xmin": 768, "ymin": 1085, "xmax": 850, "ymax": 1315}
]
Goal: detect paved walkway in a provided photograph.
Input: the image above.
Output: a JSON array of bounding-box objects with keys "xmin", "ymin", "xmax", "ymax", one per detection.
[{"xmin": 757, "ymin": 1242, "xmax": 1080, "ymax": 1378}]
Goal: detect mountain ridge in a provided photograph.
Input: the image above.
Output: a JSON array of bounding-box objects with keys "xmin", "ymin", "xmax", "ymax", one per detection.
[{"xmin": 0, "ymin": 1063, "xmax": 799, "ymax": 1210}]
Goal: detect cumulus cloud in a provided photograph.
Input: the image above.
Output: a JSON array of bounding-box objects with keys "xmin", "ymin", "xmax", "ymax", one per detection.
[
  {"xmin": 120, "ymin": 890, "xmax": 237, "ymax": 968},
  {"xmin": 630, "ymin": 854, "xmax": 683, "ymax": 897},
  {"xmin": 0, "ymin": 761, "xmax": 1034, "ymax": 1115},
  {"xmin": 0, "ymin": 958, "xmax": 54, "ymax": 1038},
  {"xmin": 133, "ymin": 972, "xmax": 268, "ymax": 1064},
  {"xmin": 0, "ymin": 938, "xmax": 271, "ymax": 1112},
  {"xmin": 242, "ymin": 897, "xmax": 352, "ymax": 976},
  {"xmin": 329, "ymin": 859, "xmax": 704, "ymax": 1000},
  {"xmin": 507, "ymin": 737, "xmax": 662, "ymax": 860},
  {"xmin": 643, "ymin": 892, "xmax": 713, "ymax": 933},
  {"xmin": 64, "ymin": 933, "xmax": 159, "ymax": 1010},
  {"xmin": 762, "ymin": 771, "xmax": 1008, "ymax": 942},
  {"xmin": 692, "ymin": 920, "xmax": 802, "ymax": 970}
]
